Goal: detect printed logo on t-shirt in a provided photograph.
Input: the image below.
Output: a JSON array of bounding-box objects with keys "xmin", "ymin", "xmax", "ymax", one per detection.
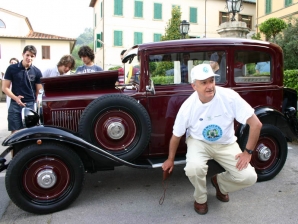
[
  {"xmin": 202, "ymin": 124, "xmax": 222, "ymax": 142},
  {"xmin": 28, "ymin": 74, "xmax": 36, "ymax": 81}
]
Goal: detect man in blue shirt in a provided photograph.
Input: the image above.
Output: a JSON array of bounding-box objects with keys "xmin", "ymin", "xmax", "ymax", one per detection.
[
  {"xmin": 255, "ymin": 61, "xmax": 270, "ymax": 74},
  {"xmin": 2, "ymin": 45, "xmax": 43, "ymax": 133},
  {"xmin": 75, "ymin": 46, "xmax": 103, "ymax": 74}
]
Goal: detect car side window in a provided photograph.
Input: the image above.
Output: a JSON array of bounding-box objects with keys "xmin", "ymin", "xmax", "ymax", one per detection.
[
  {"xmin": 234, "ymin": 51, "xmax": 271, "ymax": 83},
  {"xmin": 149, "ymin": 50, "xmax": 226, "ymax": 85}
]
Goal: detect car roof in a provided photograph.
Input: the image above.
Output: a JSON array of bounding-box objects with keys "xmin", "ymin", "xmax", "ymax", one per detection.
[{"xmin": 138, "ymin": 38, "xmax": 280, "ymax": 52}]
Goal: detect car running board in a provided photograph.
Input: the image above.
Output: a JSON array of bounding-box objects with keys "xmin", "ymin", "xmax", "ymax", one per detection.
[{"xmin": 147, "ymin": 156, "xmax": 186, "ymax": 168}]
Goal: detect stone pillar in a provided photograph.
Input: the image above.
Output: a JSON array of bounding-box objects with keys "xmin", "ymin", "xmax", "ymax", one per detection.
[{"xmin": 217, "ymin": 21, "xmax": 250, "ymax": 38}]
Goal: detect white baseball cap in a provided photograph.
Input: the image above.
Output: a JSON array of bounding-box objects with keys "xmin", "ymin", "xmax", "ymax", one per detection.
[{"xmin": 191, "ymin": 64, "xmax": 219, "ymax": 82}]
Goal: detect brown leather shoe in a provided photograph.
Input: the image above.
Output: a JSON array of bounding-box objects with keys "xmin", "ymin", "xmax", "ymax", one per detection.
[
  {"xmin": 194, "ymin": 201, "xmax": 208, "ymax": 215},
  {"xmin": 211, "ymin": 175, "xmax": 229, "ymax": 202}
]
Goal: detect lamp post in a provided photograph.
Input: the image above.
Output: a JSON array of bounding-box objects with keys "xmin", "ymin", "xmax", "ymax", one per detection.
[
  {"xmin": 179, "ymin": 20, "xmax": 190, "ymax": 39},
  {"xmin": 226, "ymin": 0, "xmax": 243, "ymax": 21}
]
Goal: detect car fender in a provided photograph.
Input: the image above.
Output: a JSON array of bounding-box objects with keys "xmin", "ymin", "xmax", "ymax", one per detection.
[
  {"xmin": 236, "ymin": 107, "xmax": 296, "ymax": 142},
  {"xmin": 2, "ymin": 126, "xmax": 151, "ymax": 169}
]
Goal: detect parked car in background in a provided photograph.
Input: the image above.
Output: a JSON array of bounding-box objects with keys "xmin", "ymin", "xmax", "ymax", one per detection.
[{"xmin": 1, "ymin": 38, "xmax": 298, "ymax": 214}]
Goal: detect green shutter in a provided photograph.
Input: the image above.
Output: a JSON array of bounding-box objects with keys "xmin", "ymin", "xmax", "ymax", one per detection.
[
  {"xmin": 114, "ymin": 0, "xmax": 123, "ymax": 16},
  {"xmin": 285, "ymin": 0, "xmax": 292, "ymax": 6},
  {"xmin": 172, "ymin": 5, "xmax": 181, "ymax": 9},
  {"xmin": 134, "ymin": 32, "xmax": 143, "ymax": 45},
  {"xmin": 265, "ymin": 0, "xmax": 271, "ymax": 14},
  {"xmin": 100, "ymin": 2, "xmax": 103, "ymax": 18},
  {"xmin": 190, "ymin": 7, "xmax": 197, "ymax": 23},
  {"xmin": 134, "ymin": 1, "xmax": 143, "ymax": 18},
  {"xmin": 97, "ymin": 33, "xmax": 102, "ymax": 48},
  {"xmin": 153, "ymin": 33, "xmax": 161, "ymax": 42},
  {"xmin": 154, "ymin": 3, "xmax": 162, "ymax": 19},
  {"xmin": 114, "ymin": 30, "xmax": 123, "ymax": 46}
]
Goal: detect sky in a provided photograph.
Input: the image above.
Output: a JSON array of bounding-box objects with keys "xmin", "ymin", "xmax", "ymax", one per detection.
[{"xmin": 0, "ymin": 0, "xmax": 93, "ymax": 38}]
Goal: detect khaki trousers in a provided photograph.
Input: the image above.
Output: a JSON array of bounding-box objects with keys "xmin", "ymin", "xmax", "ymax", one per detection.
[{"xmin": 184, "ymin": 137, "xmax": 257, "ymax": 204}]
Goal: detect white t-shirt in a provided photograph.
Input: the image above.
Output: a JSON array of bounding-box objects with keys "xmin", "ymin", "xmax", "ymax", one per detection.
[
  {"xmin": 173, "ymin": 86, "xmax": 254, "ymax": 144},
  {"xmin": 42, "ymin": 66, "xmax": 70, "ymax": 78}
]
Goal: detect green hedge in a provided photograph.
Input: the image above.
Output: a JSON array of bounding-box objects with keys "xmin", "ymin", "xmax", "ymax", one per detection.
[
  {"xmin": 151, "ymin": 75, "xmax": 174, "ymax": 84},
  {"xmin": 284, "ymin": 70, "xmax": 298, "ymax": 94}
]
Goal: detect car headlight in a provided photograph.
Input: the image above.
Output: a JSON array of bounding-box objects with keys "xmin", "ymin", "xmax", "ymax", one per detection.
[
  {"xmin": 22, "ymin": 107, "xmax": 40, "ymax": 128},
  {"xmin": 36, "ymin": 89, "xmax": 44, "ymax": 125}
]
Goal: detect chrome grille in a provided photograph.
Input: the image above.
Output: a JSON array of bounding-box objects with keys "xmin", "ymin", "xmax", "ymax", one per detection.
[{"xmin": 51, "ymin": 109, "xmax": 84, "ymax": 132}]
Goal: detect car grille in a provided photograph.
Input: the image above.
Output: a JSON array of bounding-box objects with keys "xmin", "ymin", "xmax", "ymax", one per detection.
[{"xmin": 51, "ymin": 109, "xmax": 84, "ymax": 132}]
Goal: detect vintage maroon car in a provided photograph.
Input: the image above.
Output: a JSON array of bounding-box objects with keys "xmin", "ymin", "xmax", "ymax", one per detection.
[{"xmin": 1, "ymin": 38, "xmax": 298, "ymax": 214}]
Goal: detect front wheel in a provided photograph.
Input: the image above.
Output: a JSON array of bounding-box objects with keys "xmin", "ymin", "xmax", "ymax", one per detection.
[
  {"xmin": 238, "ymin": 124, "xmax": 288, "ymax": 182},
  {"xmin": 5, "ymin": 143, "xmax": 85, "ymax": 214}
]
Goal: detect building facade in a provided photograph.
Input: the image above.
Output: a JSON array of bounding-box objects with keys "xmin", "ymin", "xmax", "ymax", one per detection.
[
  {"xmin": 0, "ymin": 8, "xmax": 76, "ymax": 74},
  {"xmin": 90, "ymin": 0, "xmax": 256, "ymax": 70},
  {"xmin": 256, "ymin": 0, "xmax": 298, "ymax": 39}
]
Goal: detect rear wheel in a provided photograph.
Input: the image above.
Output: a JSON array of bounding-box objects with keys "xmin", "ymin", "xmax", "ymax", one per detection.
[
  {"xmin": 5, "ymin": 143, "xmax": 85, "ymax": 214},
  {"xmin": 238, "ymin": 124, "xmax": 288, "ymax": 182}
]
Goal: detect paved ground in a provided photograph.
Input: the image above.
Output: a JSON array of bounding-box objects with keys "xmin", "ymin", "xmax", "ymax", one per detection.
[
  {"xmin": 0, "ymin": 102, "xmax": 10, "ymax": 220},
  {"xmin": 0, "ymin": 101, "xmax": 298, "ymax": 224}
]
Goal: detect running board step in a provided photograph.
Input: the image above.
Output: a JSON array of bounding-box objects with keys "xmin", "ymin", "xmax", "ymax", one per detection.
[{"xmin": 147, "ymin": 156, "xmax": 186, "ymax": 168}]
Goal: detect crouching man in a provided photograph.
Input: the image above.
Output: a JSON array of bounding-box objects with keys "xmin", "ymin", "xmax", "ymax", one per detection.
[{"xmin": 162, "ymin": 64, "xmax": 262, "ymax": 215}]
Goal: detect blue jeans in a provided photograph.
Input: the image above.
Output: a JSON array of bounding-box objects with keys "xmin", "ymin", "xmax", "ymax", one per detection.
[{"xmin": 8, "ymin": 101, "xmax": 35, "ymax": 131}]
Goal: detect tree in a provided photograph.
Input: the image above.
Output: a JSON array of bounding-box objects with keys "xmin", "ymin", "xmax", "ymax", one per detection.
[
  {"xmin": 276, "ymin": 17, "xmax": 298, "ymax": 70},
  {"xmin": 76, "ymin": 28, "xmax": 94, "ymax": 45},
  {"xmin": 71, "ymin": 28, "xmax": 94, "ymax": 70},
  {"xmin": 259, "ymin": 18, "xmax": 287, "ymax": 42},
  {"xmin": 161, "ymin": 6, "xmax": 182, "ymax": 41},
  {"xmin": 251, "ymin": 32, "xmax": 261, "ymax": 40}
]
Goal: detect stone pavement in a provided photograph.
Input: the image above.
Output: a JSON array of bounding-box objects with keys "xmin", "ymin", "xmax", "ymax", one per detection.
[{"xmin": 0, "ymin": 102, "xmax": 11, "ymax": 219}]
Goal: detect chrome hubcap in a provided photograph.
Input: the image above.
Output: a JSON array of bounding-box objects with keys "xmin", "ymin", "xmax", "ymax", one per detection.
[
  {"xmin": 37, "ymin": 169, "xmax": 57, "ymax": 188},
  {"xmin": 258, "ymin": 144, "xmax": 271, "ymax": 161},
  {"xmin": 107, "ymin": 122, "xmax": 125, "ymax": 139}
]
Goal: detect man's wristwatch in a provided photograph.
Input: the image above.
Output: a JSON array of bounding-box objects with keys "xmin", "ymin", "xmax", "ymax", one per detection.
[{"xmin": 244, "ymin": 148, "xmax": 254, "ymax": 155}]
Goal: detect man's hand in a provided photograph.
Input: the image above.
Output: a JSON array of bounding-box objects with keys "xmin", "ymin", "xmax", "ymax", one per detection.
[
  {"xmin": 162, "ymin": 159, "xmax": 174, "ymax": 173},
  {"xmin": 15, "ymin": 95, "xmax": 26, "ymax": 107},
  {"xmin": 235, "ymin": 152, "xmax": 252, "ymax": 171}
]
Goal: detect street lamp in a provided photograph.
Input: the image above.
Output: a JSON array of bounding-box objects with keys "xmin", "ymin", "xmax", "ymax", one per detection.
[
  {"xmin": 180, "ymin": 20, "xmax": 190, "ymax": 39},
  {"xmin": 226, "ymin": 0, "xmax": 243, "ymax": 21}
]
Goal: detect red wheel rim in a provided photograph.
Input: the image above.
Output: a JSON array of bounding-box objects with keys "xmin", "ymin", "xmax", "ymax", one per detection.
[
  {"xmin": 23, "ymin": 156, "xmax": 70, "ymax": 200},
  {"xmin": 250, "ymin": 136, "xmax": 279, "ymax": 171},
  {"xmin": 94, "ymin": 110, "xmax": 137, "ymax": 151}
]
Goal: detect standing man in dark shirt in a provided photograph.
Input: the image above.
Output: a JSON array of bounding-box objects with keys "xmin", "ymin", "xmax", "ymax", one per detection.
[{"xmin": 2, "ymin": 45, "xmax": 43, "ymax": 133}]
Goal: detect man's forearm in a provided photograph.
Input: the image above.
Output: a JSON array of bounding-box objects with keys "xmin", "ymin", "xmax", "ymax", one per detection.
[{"xmin": 168, "ymin": 135, "xmax": 182, "ymax": 161}]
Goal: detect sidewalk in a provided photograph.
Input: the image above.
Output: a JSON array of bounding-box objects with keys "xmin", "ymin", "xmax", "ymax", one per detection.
[{"xmin": 0, "ymin": 102, "xmax": 12, "ymax": 219}]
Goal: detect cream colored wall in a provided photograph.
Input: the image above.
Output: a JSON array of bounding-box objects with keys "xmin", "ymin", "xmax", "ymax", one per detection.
[
  {"xmin": 256, "ymin": 0, "xmax": 298, "ymax": 40},
  {"xmin": 93, "ymin": 0, "xmax": 256, "ymax": 70},
  {"xmin": 0, "ymin": 38, "xmax": 72, "ymax": 74},
  {"xmin": 0, "ymin": 11, "xmax": 30, "ymax": 36}
]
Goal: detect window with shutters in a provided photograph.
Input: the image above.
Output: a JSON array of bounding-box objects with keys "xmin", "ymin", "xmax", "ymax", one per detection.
[
  {"xmin": 101, "ymin": 2, "xmax": 103, "ymax": 18},
  {"xmin": 219, "ymin": 12, "xmax": 230, "ymax": 25},
  {"xmin": 172, "ymin": 5, "xmax": 180, "ymax": 9},
  {"xmin": 114, "ymin": 0, "xmax": 123, "ymax": 16},
  {"xmin": 134, "ymin": 0, "xmax": 143, "ymax": 18},
  {"xmin": 134, "ymin": 32, "xmax": 143, "ymax": 45},
  {"xmin": 42, "ymin": 46, "xmax": 50, "ymax": 59},
  {"xmin": 153, "ymin": 33, "xmax": 162, "ymax": 42},
  {"xmin": 285, "ymin": 0, "xmax": 292, "ymax": 7},
  {"xmin": 114, "ymin": 30, "xmax": 123, "ymax": 46},
  {"xmin": 190, "ymin": 7, "xmax": 197, "ymax": 23},
  {"xmin": 154, "ymin": 3, "xmax": 162, "ymax": 20},
  {"xmin": 97, "ymin": 33, "xmax": 103, "ymax": 48},
  {"xmin": 239, "ymin": 14, "xmax": 252, "ymax": 30},
  {"xmin": 265, "ymin": 0, "xmax": 272, "ymax": 14}
]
